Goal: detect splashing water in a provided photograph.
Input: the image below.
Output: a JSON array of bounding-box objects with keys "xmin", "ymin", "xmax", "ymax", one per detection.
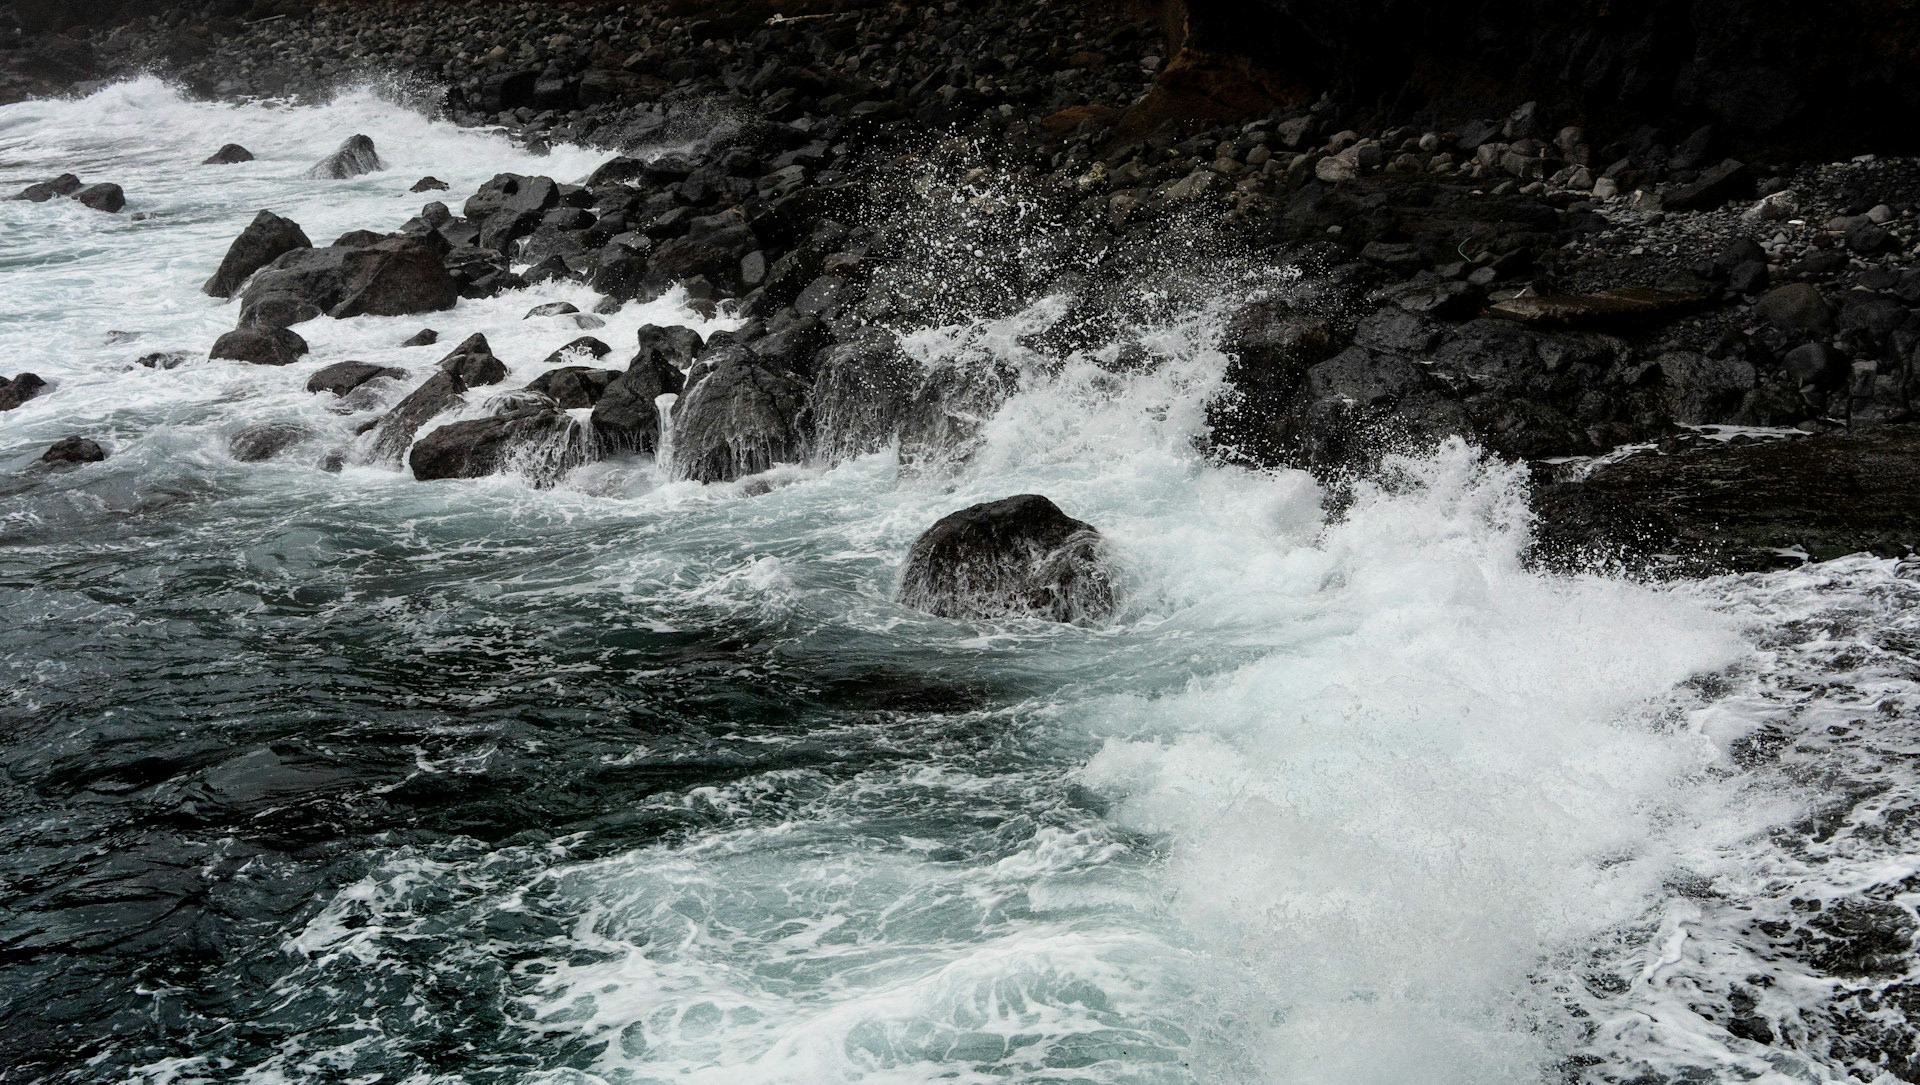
[{"xmin": 0, "ymin": 80, "xmax": 1912, "ymax": 1085}]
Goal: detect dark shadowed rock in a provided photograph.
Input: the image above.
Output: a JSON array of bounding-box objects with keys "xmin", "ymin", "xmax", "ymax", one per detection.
[
  {"xmin": 1755, "ymin": 283, "xmax": 1834, "ymax": 336},
  {"xmin": 435, "ymin": 333, "xmax": 508, "ymax": 386},
  {"xmin": 524, "ymin": 366, "xmax": 619, "ymax": 408},
  {"xmin": 894, "ymin": 495, "xmax": 1115, "ymax": 623},
  {"xmin": 1661, "ymin": 159, "xmax": 1749, "ymax": 212},
  {"xmin": 306, "ymin": 134, "xmax": 383, "ymax": 180},
  {"xmin": 238, "ymin": 291, "xmax": 322, "ymax": 330},
  {"xmin": 410, "ymin": 176, "xmax": 449, "ymax": 192},
  {"xmin": 539, "ymin": 336, "xmax": 611, "ymax": 367},
  {"xmin": 203, "ymin": 144, "xmax": 253, "ymax": 165},
  {"xmin": 209, "ymin": 326, "xmax": 308, "ymax": 366},
  {"xmin": 808, "ymin": 327, "xmax": 918, "ymax": 463},
  {"xmin": 591, "ymin": 324, "xmax": 697, "ymax": 453},
  {"xmin": 525, "ymin": 301, "xmax": 579, "ymax": 318},
  {"xmin": 669, "ymin": 346, "xmax": 807, "ymax": 482},
  {"xmin": 402, "ymin": 328, "xmax": 439, "ymax": 347},
  {"xmin": 241, "ymin": 234, "xmax": 457, "ymax": 319},
  {"xmin": 1, "ymin": 372, "xmax": 49, "ymax": 411},
  {"xmin": 228, "ymin": 422, "xmax": 314, "ymax": 462},
  {"xmin": 307, "ymin": 361, "xmax": 404, "ymax": 396},
  {"xmin": 1531, "ymin": 426, "xmax": 1920, "ymax": 573},
  {"xmin": 40, "ymin": 436, "xmax": 104, "ymax": 464},
  {"xmin": 1205, "ymin": 296, "xmax": 1340, "ymax": 466},
  {"xmin": 363, "ymin": 372, "xmax": 466, "ymax": 462},
  {"xmin": 409, "ymin": 405, "xmax": 591, "ymax": 486},
  {"xmin": 202, "ymin": 209, "xmax": 311, "ymax": 299},
  {"xmin": 72, "ymin": 183, "xmax": 124, "ymax": 213},
  {"xmin": 11, "ymin": 173, "xmax": 81, "ymax": 202}
]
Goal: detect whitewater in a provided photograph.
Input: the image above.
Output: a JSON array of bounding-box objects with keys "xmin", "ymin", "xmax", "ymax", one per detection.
[{"xmin": 2, "ymin": 79, "xmax": 1916, "ymax": 1085}]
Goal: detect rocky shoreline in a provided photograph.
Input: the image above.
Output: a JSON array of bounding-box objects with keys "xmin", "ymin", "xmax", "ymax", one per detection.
[{"xmin": 3, "ymin": 0, "xmax": 1919, "ymax": 574}]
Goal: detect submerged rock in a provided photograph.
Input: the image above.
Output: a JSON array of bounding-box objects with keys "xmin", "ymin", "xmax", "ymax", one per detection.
[
  {"xmin": 40, "ymin": 436, "xmax": 105, "ymax": 464},
  {"xmin": 203, "ymin": 210, "xmax": 312, "ymax": 299},
  {"xmin": 228, "ymin": 422, "xmax": 314, "ymax": 462},
  {"xmin": 202, "ymin": 143, "xmax": 253, "ymax": 165},
  {"xmin": 10, "ymin": 173, "xmax": 82, "ymax": 202},
  {"xmin": 306, "ymin": 134, "xmax": 383, "ymax": 180},
  {"xmin": 895, "ymin": 494, "xmax": 1115, "ymax": 623},
  {"xmin": 1, "ymin": 372, "xmax": 49, "ymax": 411}
]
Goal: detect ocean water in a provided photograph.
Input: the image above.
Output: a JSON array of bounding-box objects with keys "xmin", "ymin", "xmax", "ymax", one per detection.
[{"xmin": 2, "ymin": 80, "xmax": 1916, "ymax": 1085}]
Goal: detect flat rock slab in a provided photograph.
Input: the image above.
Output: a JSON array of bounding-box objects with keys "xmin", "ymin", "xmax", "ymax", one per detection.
[{"xmin": 1488, "ymin": 286, "xmax": 1705, "ymax": 327}]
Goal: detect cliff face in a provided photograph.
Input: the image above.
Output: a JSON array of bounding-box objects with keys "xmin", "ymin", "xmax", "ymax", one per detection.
[{"xmin": 1128, "ymin": 0, "xmax": 1920, "ymax": 155}]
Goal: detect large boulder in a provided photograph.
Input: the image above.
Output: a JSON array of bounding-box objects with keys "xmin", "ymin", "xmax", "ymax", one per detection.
[
  {"xmin": 240, "ymin": 234, "xmax": 458, "ymax": 319},
  {"xmin": 362, "ymin": 372, "xmax": 467, "ymax": 463},
  {"xmin": 1, "ymin": 372, "xmax": 48, "ymax": 411},
  {"xmin": 668, "ymin": 346, "xmax": 807, "ymax": 482},
  {"xmin": 434, "ymin": 332, "xmax": 508, "ymax": 385},
  {"xmin": 238, "ymin": 291, "xmax": 322, "ymax": 330},
  {"xmin": 210, "ymin": 326, "xmax": 308, "ymax": 366},
  {"xmin": 202, "ymin": 144, "xmax": 253, "ymax": 165},
  {"xmin": 306, "ymin": 134, "xmax": 383, "ymax": 180},
  {"xmin": 591, "ymin": 324, "xmax": 697, "ymax": 453},
  {"xmin": 203, "ymin": 210, "xmax": 311, "ymax": 299},
  {"xmin": 462, "ymin": 173, "xmax": 559, "ymax": 222},
  {"xmin": 894, "ymin": 495, "xmax": 1116, "ymax": 624},
  {"xmin": 525, "ymin": 366, "xmax": 619, "ymax": 408},
  {"xmin": 409, "ymin": 405, "xmax": 591, "ymax": 486},
  {"xmin": 808, "ymin": 328, "xmax": 918, "ymax": 463},
  {"xmin": 10, "ymin": 173, "xmax": 81, "ymax": 202},
  {"xmin": 72, "ymin": 183, "xmax": 125, "ymax": 213}
]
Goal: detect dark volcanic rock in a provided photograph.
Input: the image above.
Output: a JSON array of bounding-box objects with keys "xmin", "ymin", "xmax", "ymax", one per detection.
[
  {"xmin": 242, "ymin": 234, "xmax": 458, "ymax": 319},
  {"xmin": 411, "ymin": 176, "xmax": 449, "ymax": 192},
  {"xmin": 11, "ymin": 173, "xmax": 81, "ymax": 202},
  {"xmin": 669, "ymin": 346, "xmax": 807, "ymax": 482},
  {"xmin": 524, "ymin": 366, "xmax": 619, "ymax": 408},
  {"xmin": 591, "ymin": 324, "xmax": 697, "ymax": 453},
  {"xmin": 307, "ymin": 361, "xmax": 404, "ymax": 396},
  {"xmin": 409, "ymin": 405, "xmax": 590, "ymax": 486},
  {"xmin": 1, "ymin": 372, "xmax": 49, "ymax": 411},
  {"xmin": 894, "ymin": 494, "xmax": 1116, "ymax": 623},
  {"xmin": 72, "ymin": 183, "xmax": 125, "ymax": 213},
  {"xmin": 238, "ymin": 291, "xmax": 322, "ymax": 330},
  {"xmin": 1487, "ymin": 287, "xmax": 1705, "ymax": 327},
  {"xmin": 209, "ymin": 326, "xmax": 307, "ymax": 366},
  {"xmin": 203, "ymin": 144, "xmax": 253, "ymax": 165},
  {"xmin": 363, "ymin": 372, "xmax": 466, "ymax": 462},
  {"xmin": 1532, "ymin": 427, "xmax": 1920, "ymax": 572},
  {"xmin": 402, "ymin": 328, "xmax": 439, "ymax": 347},
  {"xmin": 228, "ymin": 422, "xmax": 313, "ymax": 462},
  {"xmin": 306, "ymin": 134, "xmax": 383, "ymax": 179},
  {"xmin": 39, "ymin": 436, "xmax": 104, "ymax": 464},
  {"xmin": 203, "ymin": 210, "xmax": 311, "ymax": 299},
  {"xmin": 435, "ymin": 333, "xmax": 508, "ymax": 386}
]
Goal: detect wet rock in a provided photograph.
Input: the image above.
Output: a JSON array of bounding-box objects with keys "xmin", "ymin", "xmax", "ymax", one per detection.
[
  {"xmin": 524, "ymin": 366, "xmax": 618, "ymax": 408},
  {"xmin": 434, "ymin": 333, "xmax": 508, "ymax": 386},
  {"xmin": 591, "ymin": 324, "xmax": 697, "ymax": 454},
  {"xmin": 11, "ymin": 173, "xmax": 82, "ymax": 202},
  {"xmin": 202, "ymin": 209, "xmax": 312, "ymax": 299},
  {"xmin": 401, "ymin": 328, "xmax": 439, "ymax": 347},
  {"xmin": 202, "ymin": 144, "xmax": 253, "ymax": 165},
  {"xmin": 1206, "ymin": 296, "xmax": 1340, "ymax": 466},
  {"xmin": 242, "ymin": 234, "xmax": 458, "ymax": 319},
  {"xmin": 72, "ymin": 183, "xmax": 125, "ymax": 213},
  {"xmin": 808, "ymin": 327, "xmax": 918, "ymax": 463},
  {"xmin": 1487, "ymin": 286, "xmax": 1705, "ymax": 327},
  {"xmin": 363, "ymin": 372, "xmax": 467, "ymax": 462},
  {"xmin": 669, "ymin": 346, "xmax": 808, "ymax": 482},
  {"xmin": 1755, "ymin": 283, "xmax": 1834, "ymax": 337},
  {"xmin": 305, "ymin": 134, "xmax": 383, "ymax": 180},
  {"xmin": 307, "ymin": 360, "xmax": 404, "ymax": 396},
  {"xmin": 135, "ymin": 351, "xmax": 191, "ymax": 370},
  {"xmin": 1531, "ymin": 426, "xmax": 1920, "ymax": 572},
  {"xmin": 894, "ymin": 494, "xmax": 1115, "ymax": 624},
  {"xmin": 209, "ymin": 326, "xmax": 308, "ymax": 366},
  {"xmin": 462, "ymin": 173, "xmax": 558, "ymax": 222},
  {"xmin": 1783, "ymin": 342, "xmax": 1847, "ymax": 389},
  {"xmin": 410, "ymin": 176, "xmax": 449, "ymax": 192},
  {"xmin": 228, "ymin": 422, "xmax": 314, "ymax": 462},
  {"xmin": 332, "ymin": 229, "xmax": 384, "ymax": 248},
  {"xmin": 39, "ymin": 436, "xmax": 104, "ymax": 464},
  {"xmin": 238, "ymin": 291, "xmax": 322, "ymax": 330},
  {"xmin": 525, "ymin": 301, "xmax": 579, "ymax": 318},
  {"xmin": 1, "ymin": 372, "xmax": 49, "ymax": 411},
  {"xmin": 409, "ymin": 405, "xmax": 590, "ymax": 485}
]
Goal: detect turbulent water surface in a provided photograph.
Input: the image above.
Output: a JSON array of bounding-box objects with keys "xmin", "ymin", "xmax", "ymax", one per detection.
[{"xmin": 3, "ymin": 81, "xmax": 1917, "ymax": 1085}]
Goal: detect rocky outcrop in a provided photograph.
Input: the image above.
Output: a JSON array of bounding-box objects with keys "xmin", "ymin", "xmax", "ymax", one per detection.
[
  {"xmin": 894, "ymin": 494, "xmax": 1116, "ymax": 623},
  {"xmin": 1531, "ymin": 427, "xmax": 1920, "ymax": 573},
  {"xmin": 203, "ymin": 210, "xmax": 311, "ymax": 299},
  {"xmin": 305, "ymin": 134, "xmax": 382, "ymax": 179},
  {"xmin": 239, "ymin": 234, "xmax": 458, "ymax": 319},
  {"xmin": 202, "ymin": 143, "xmax": 252, "ymax": 165},
  {"xmin": 361, "ymin": 335, "xmax": 509, "ymax": 462}
]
